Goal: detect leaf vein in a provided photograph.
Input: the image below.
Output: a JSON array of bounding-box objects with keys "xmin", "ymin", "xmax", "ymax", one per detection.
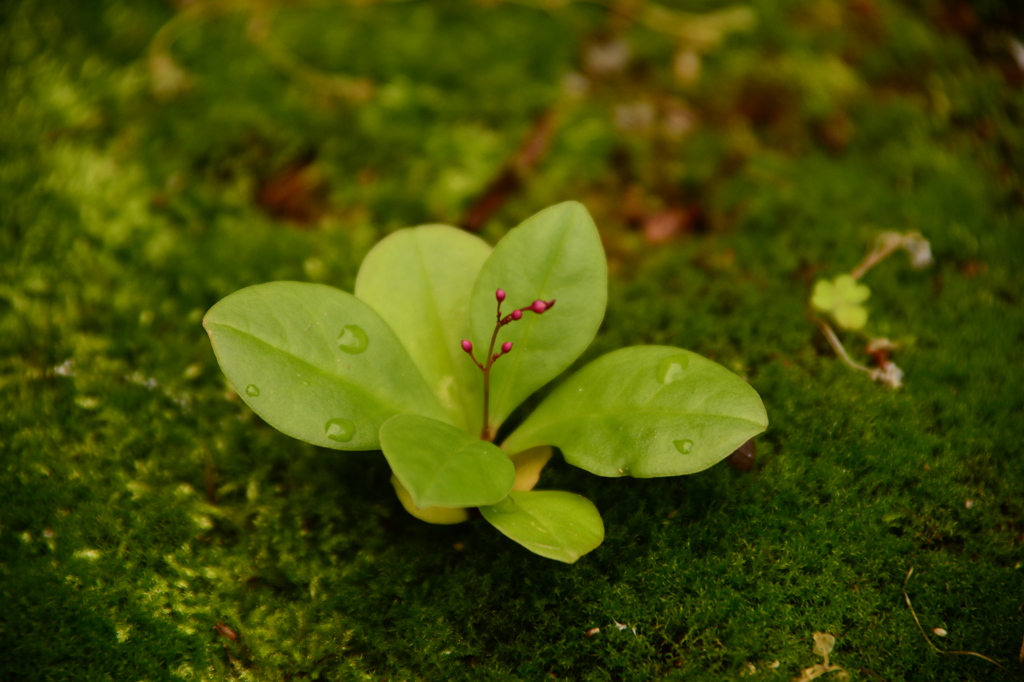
[{"xmin": 208, "ymin": 321, "xmax": 409, "ymax": 417}]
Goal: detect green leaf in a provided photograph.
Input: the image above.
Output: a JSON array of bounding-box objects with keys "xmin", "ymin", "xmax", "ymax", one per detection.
[
  {"xmin": 480, "ymin": 490, "xmax": 604, "ymax": 563},
  {"xmin": 833, "ymin": 303, "xmax": 868, "ymax": 330},
  {"xmin": 390, "ymin": 475, "xmax": 470, "ymax": 525},
  {"xmin": 508, "ymin": 445, "xmax": 553, "ymax": 492},
  {"xmin": 470, "ymin": 202, "xmax": 607, "ymax": 436},
  {"xmin": 380, "ymin": 414, "xmax": 515, "ymax": 509},
  {"xmin": 204, "ymin": 282, "xmax": 448, "ymax": 451},
  {"xmin": 834, "ymin": 274, "xmax": 870, "ymax": 304},
  {"xmin": 502, "ymin": 346, "xmax": 768, "ymax": 477},
  {"xmin": 810, "ymin": 279, "xmax": 839, "ymax": 311},
  {"xmin": 355, "ymin": 225, "xmax": 491, "ymax": 432},
  {"xmin": 811, "ymin": 275, "xmax": 870, "ymax": 330}
]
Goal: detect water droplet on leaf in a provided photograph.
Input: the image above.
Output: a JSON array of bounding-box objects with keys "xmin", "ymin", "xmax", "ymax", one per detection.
[
  {"xmin": 337, "ymin": 325, "xmax": 369, "ymax": 354},
  {"xmin": 656, "ymin": 354, "xmax": 690, "ymax": 384},
  {"xmin": 245, "ymin": 384, "xmax": 261, "ymax": 397},
  {"xmin": 673, "ymin": 439, "xmax": 694, "ymax": 454},
  {"xmin": 324, "ymin": 418, "xmax": 356, "ymax": 442}
]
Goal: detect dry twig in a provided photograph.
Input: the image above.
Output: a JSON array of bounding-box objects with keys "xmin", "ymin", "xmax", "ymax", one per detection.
[{"xmin": 902, "ymin": 567, "xmax": 1007, "ymax": 672}]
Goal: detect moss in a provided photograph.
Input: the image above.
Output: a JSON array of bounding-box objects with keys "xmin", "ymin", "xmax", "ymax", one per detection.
[{"xmin": 2, "ymin": 0, "xmax": 1023, "ymax": 679}]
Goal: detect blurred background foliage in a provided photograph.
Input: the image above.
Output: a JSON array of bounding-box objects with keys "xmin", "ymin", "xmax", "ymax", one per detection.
[{"xmin": 1, "ymin": 0, "xmax": 1023, "ymax": 679}]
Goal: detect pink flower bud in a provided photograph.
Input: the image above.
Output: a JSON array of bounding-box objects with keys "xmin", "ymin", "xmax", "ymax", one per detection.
[
  {"xmin": 461, "ymin": 340, "xmax": 473, "ymax": 353},
  {"xmin": 496, "ymin": 289, "xmax": 506, "ymax": 302},
  {"xmin": 511, "ymin": 309, "xmax": 523, "ymax": 321},
  {"xmin": 530, "ymin": 300, "xmax": 548, "ymax": 314},
  {"xmin": 501, "ymin": 341, "xmax": 513, "ymax": 353}
]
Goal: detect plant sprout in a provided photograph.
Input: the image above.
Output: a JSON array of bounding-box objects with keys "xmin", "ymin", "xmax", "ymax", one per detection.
[
  {"xmin": 204, "ymin": 202, "xmax": 767, "ymax": 562},
  {"xmin": 811, "ymin": 231, "xmax": 932, "ymax": 389}
]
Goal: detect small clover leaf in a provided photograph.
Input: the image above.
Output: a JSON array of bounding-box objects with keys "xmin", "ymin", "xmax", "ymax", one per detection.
[{"xmin": 811, "ymin": 275, "xmax": 870, "ymax": 330}]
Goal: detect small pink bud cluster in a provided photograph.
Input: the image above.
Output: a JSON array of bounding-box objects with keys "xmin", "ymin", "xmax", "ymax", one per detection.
[
  {"xmin": 460, "ymin": 338, "xmax": 514, "ymax": 362},
  {"xmin": 460, "ymin": 288, "xmax": 557, "ymax": 372},
  {"xmin": 501, "ymin": 298, "xmax": 555, "ymax": 326},
  {"xmin": 464, "ymin": 288, "xmax": 560, "ymax": 440},
  {"xmin": 494, "ymin": 341, "xmax": 513, "ymax": 360},
  {"xmin": 460, "ymin": 338, "xmax": 485, "ymax": 370}
]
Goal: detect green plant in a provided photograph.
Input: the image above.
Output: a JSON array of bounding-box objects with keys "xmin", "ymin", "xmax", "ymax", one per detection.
[
  {"xmin": 810, "ymin": 231, "xmax": 933, "ymax": 389},
  {"xmin": 204, "ymin": 202, "xmax": 767, "ymax": 562}
]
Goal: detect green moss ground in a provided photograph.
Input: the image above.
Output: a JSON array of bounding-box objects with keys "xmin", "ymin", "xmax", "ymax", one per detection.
[{"xmin": 2, "ymin": 0, "xmax": 1023, "ymax": 679}]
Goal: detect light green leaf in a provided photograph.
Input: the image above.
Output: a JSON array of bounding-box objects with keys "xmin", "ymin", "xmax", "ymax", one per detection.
[
  {"xmin": 502, "ymin": 346, "xmax": 768, "ymax": 477},
  {"xmin": 833, "ymin": 303, "xmax": 868, "ymax": 330},
  {"xmin": 480, "ymin": 490, "xmax": 604, "ymax": 563},
  {"xmin": 390, "ymin": 475, "xmax": 470, "ymax": 525},
  {"xmin": 380, "ymin": 414, "xmax": 515, "ymax": 509},
  {"xmin": 204, "ymin": 282, "xmax": 448, "ymax": 451},
  {"xmin": 811, "ymin": 275, "xmax": 870, "ymax": 330},
  {"xmin": 355, "ymin": 225, "xmax": 491, "ymax": 432},
  {"xmin": 834, "ymin": 275, "xmax": 870, "ymax": 304},
  {"xmin": 470, "ymin": 202, "xmax": 607, "ymax": 437},
  {"xmin": 810, "ymin": 279, "xmax": 839, "ymax": 311}
]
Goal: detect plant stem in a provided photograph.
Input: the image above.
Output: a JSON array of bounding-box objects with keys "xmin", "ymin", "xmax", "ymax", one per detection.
[
  {"xmin": 849, "ymin": 233, "xmax": 902, "ymax": 280},
  {"xmin": 480, "ymin": 301, "xmax": 503, "ymax": 441},
  {"xmin": 816, "ymin": 318, "xmax": 874, "ymax": 375},
  {"xmin": 902, "ymin": 567, "xmax": 1007, "ymax": 671},
  {"xmin": 467, "ymin": 292, "xmax": 551, "ymax": 440}
]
